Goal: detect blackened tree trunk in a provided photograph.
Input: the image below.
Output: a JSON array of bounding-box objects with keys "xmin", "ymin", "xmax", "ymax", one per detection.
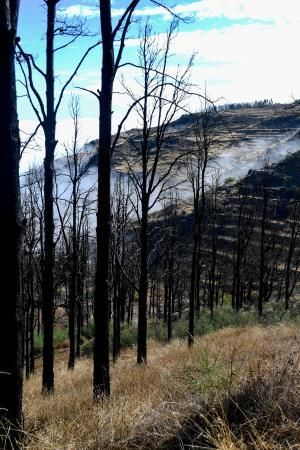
[
  {"xmin": 68, "ymin": 145, "xmax": 78, "ymax": 370},
  {"xmin": 93, "ymin": 0, "xmax": 114, "ymax": 399},
  {"xmin": 209, "ymin": 230, "xmax": 217, "ymax": 317},
  {"xmin": 0, "ymin": 0, "xmax": 23, "ymax": 444},
  {"xmin": 42, "ymin": 0, "xmax": 58, "ymax": 394},
  {"xmin": 188, "ymin": 113, "xmax": 210, "ymax": 346},
  {"xmin": 137, "ymin": 203, "xmax": 149, "ymax": 364},
  {"xmin": 284, "ymin": 201, "xmax": 300, "ymax": 310},
  {"xmin": 189, "ymin": 218, "xmax": 198, "ymax": 347},
  {"xmin": 258, "ymin": 182, "xmax": 268, "ymax": 317}
]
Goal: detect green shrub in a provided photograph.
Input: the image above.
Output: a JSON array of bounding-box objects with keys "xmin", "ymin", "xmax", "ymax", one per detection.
[
  {"xmin": 34, "ymin": 334, "xmax": 43, "ymax": 356},
  {"xmin": 120, "ymin": 323, "xmax": 138, "ymax": 348},
  {"xmin": 35, "ymin": 302, "xmax": 300, "ymax": 358},
  {"xmin": 81, "ymin": 323, "xmax": 95, "ymax": 340},
  {"xmin": 34, "ymin": 328, "xmax": 69, "ymax": 356},
  {"xmin": 81, "ymin": 338, "xmax": 94, "ymax": 356}
]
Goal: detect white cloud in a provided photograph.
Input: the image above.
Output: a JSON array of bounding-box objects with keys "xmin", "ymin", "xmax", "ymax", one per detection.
[
  {"xmin": 60, "ymin": 5, "xmax": 99, "ymax": 18},
  {"xmin": 168, "ymin": 0, "xmax": 300, "ymax": 23},
  {"xmin": 123, "ymin": 19, "xmax": 300, "ymax": 105},
  {"xmin": 59, "ymin": 4, "xmax": 127, "ymax": 18},
  {"xmin": 61, "ymin": 0, "xmax": 300, "ymax": 24},
  {"xmin": 22, "ymin": 1, "xmax": 300, "ymax": 163}
]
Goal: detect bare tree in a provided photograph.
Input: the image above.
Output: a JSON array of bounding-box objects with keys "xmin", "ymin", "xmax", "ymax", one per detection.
[
  {"xmin": 54, "ymin": 96, "xmax": 95, "ymax": 369},
  {"xmin": 93, "ymin": 0, "xmax": 189, "ymax": 398},
  {"xmin": 123, "ymin": 21, "xmax": 192, "ymax": 363},
  {"xmin": 17, "ymin": 0, "xmax": 98, "ymax": 394},
  {"xmin": 186, "ymin": 102, "xmax": 218, "ymax": 345},
  {"xmin": 22, "ymin": 173, "xmax": 41, "ymax": 379},
  {"xmin": 162, "ymin": 192, "xmax": 180, "ymax": 341},
  {"xmin": 231, "ymin": 182, "xmax": 255, "ymax": 311},
  {"xmin": 111, "ymin": 175, "xmax": 131, "ymax": 361},
  {"xmin": 284, "ymin": 199, "xmax": 300, "ymax": 310},
  {"xmin": 93, "ymin": 0, "xmax": 140, "ymax": 400},
  {"xmin": 0, "ymin": 0, "xmax": 23, "ymax": 445}
]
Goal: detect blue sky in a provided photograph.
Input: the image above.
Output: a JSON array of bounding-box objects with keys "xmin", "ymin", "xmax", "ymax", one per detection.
[{"xmin": 18, "ymin": 0, "xmax": 300, "ymax": 169}]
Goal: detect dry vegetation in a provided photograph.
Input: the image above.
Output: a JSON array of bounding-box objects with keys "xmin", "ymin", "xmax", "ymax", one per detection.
[{"xmin": 21, "ymin": 324, "xmax": 300, "ymax": 449}]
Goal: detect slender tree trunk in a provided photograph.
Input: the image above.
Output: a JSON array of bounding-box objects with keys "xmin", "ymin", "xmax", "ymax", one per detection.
[
  {"xmin": 284, "ymin": 216, "xmax": 298, "ymax": 310},
  {"xmin": 137, "ymin": 204, "xmax": 148, "ymax": 364},
  {"xmin": 164, "ymin": 272, "xmax": 168, "ymax": 323},
  {"xmin": 76, "ymin": 301, "xmax": 81, "ymax": 358},
  {"xmin": 0, "ymin": 0, "xmax": 23, "ymax": 444},
  {"xmin": 68, "ymin": 157, "xmax": 78, "ymax": 369},
  {"xmin": 258, "ymin": 189, "xmax": 267, "ymax": 317},
  {"xmin": 189, "ymin": 216, "xmax": 198, "ymax": 347},
  {"xmin": 25, "ymin": 308, "xmax": 30, "ymax": 379},
  {"xmin": 29, "ymin": 289, "xmax": 35, "ymax": 374},
  {"xmin": 112, "ymin": 261, "xmax": 121, "ymax": 362},
  {"xmin": 93, "ymin": 0, "xmax": 114, "ymax": 399},
  {"xmin": 42, "ymin": 0, "xmax": 57, "ymax": 394},
  {"xmin": 167, "ymin": 240, "xmax": 174, "ymax": 342},
  {"xmin": 85, "ymin": 280, "xmax": 89, "ymax": 326}
]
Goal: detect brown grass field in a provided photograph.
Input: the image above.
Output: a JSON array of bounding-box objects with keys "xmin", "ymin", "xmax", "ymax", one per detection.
[{"xmin": 20, "ymin": 324, "xmax": 300, "ymax": 449}]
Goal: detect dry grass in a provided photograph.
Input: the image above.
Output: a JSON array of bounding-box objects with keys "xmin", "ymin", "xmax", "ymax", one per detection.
[{"xmin": 22, "ymin": 323, "xmax": 300, "ymax": 449}]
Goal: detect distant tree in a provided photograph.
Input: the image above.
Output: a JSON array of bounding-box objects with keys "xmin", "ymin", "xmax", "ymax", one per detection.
[
  {"xmin": 54, "ymin": 96, "xmax": 94, "ymax": 369},
  {"xmin": 22, "ymin": 173, "xmax": 40, "ymax": 379},
  {"xmin": 231, "ymin": 182, "xmax": 255, "ymax": 311},
  {"xmin": 186, "ymin": 102, "xmax": 218, "ymax": 345},
  {"xmin": 284, "ymin": 199, "xmax": 300, "ymax": 310},
  {"xmin": 162, "ymin": 192, "xmax": 180, "ymax": 341},
  {"xmin": 111, "ymin": 175, "xmax": 131, "ymax": 361},
  {"xmin": 206, "ymin": 171, "xmax": 223, "ymax": 316}
]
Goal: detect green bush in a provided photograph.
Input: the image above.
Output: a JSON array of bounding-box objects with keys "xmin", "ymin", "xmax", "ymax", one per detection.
[
  {"xmin": 81, "ymin": 322, "xmax": 95, "ymax": 340},
  {"xmin": 81, "ymin": 338, "xmax": 94, "ymax": 356},
  {"xmin": 34, "ymin": 334, "xmax": 43, "ymax": 356},
  {"xmin": 35, "ymin": 301, "xmax": 300, "ymax": 358},
  {"xmin": 34, "ymin": 328, "xmax": 69, "ymax": 356},
  {"xmin": 120, "ymin": 323, "xmax": 138, "ymax": 348}
]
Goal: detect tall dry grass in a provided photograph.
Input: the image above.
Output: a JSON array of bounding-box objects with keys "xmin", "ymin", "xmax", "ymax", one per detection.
[{"xmin": 22, "ymin": 324, "xmax": 300, "ymax": 449}]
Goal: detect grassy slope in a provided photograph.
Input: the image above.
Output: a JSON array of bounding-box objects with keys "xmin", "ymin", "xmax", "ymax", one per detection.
[{"xmin": 23, "ymin": 322, "xmax": 300, "ymax": 449}]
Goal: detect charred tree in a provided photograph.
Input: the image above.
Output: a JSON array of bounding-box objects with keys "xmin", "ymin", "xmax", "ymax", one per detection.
[
  {"xmin": 93, "ymin": 0, "xmax": 114, "ymax": 399},
  {"xmin": 0, "ymin": 0, "xmax": 23, "ymax": 444},
  {"xmin": 93, "ymin": 0, "xmax": 141, "ymax": 397},
  {"xmin": 187, "ymin": 104, "xmax": 218, "ymax": 345}
]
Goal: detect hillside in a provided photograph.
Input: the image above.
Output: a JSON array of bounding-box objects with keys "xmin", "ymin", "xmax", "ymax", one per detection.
[
  {"xmin": 17, "ymin": 103, "xmax": 300, "ymax": 450},
  {"xmin": 84, "ymin": 103, "xmax": 300, "ymax": 182},
  {"xmin": 23, "ymin": 323, "xmax": 300, "ymax": 449},
  {"xmin": 48, "ymin": 102, "xmax": 300, "ymax": 222}
]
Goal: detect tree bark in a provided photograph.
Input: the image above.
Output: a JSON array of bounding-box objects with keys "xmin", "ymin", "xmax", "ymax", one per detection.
[
  {"xmin": 137, "ymin": 206, "xmax": 148, "ymax": 364},
  {"xmin": 42, "ymin": 0, "xmax": 57, "ymax": 394},
  {"xmin": 93, "ymin": 0, "xmax": 114, "ymax": 399},
  {"xmin": 0, "ymin": 0, "xmax": 23, "ymax": 444}
]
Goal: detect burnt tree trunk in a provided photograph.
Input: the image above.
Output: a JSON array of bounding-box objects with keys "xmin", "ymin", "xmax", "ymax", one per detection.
[
  {"xmin": 189, "ymin": 188, "xmax": 200, "ymax": 346},
  {"xmin": 68, "ymin": 153, "xmax": 78, "ymax": 369},
  {"xmin": 42, "ymin": 0, "xmax": 58, "ymax": 394},
  {"xmin": 258, "ymin": 185, "xmax": 268, "ymax": 317},
  {"xmin": 0, "ymin": 0, "xmax": 23, "ymax": 444},
  {"xmin": 137, "ymin": 202, "xmax": 149, "ymax": 364},
  {"xmin": 93, "ymin": 0, "xmax": 114, "ymax": 399}
]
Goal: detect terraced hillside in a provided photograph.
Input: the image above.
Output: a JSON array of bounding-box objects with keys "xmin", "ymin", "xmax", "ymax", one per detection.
[
  {"xmin": 85, "ymin": 102, "xmax": 300, "ymax": 182},
  {"xmin": 179, "ymin": 145, "xmax": 300, "ymax": 312},
  {"xmin": 141, "ymin": 124, "xmax": 300, "ymax": 320}
]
